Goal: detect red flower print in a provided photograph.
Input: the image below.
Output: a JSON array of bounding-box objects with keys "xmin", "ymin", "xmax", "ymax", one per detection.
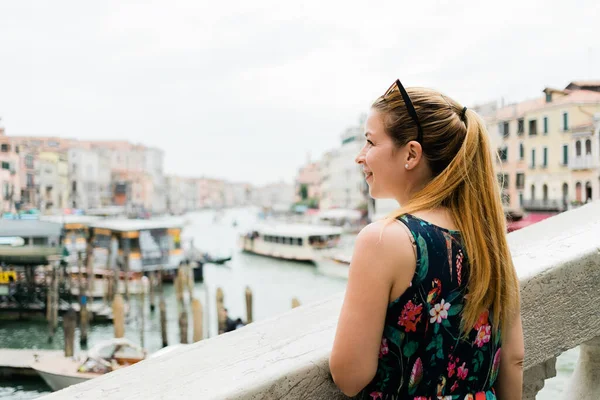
[
  {"xmin": 457, "ymin": 362, "xmax": 469, "ymax": 380},
  {"xmin": 474, "ymin": 309, "xmax": 489, "ymax": 330},
  {"xmin": 369, "ymin": 392, "xmax": 383, "ymax": 400},
  {"xmin": 398, "ymin": 300, "xmax": 423, "ymax": 332},
  {"xmin": 379, "ymin": 338, "xmax": 389, "ymax": 358},
  {"xmin": 447, "ymin": 360, "xmax": 456, "ymax": 377},
  {"xmin": 451, "ymin": 380, "xmax": 459, "ymax": 392}
]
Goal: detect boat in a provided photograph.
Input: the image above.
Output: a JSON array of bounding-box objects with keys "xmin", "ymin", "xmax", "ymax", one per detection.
[
  {"xmin": 32, "ymin": 338, "xmax": 147, "ymax": 391},
  {"xmin": 239, "ymin": 223, "xmax": 343, "ymax": 262},
  {"xmin": 315, "ymin": 252, "xmax": 352, "ymax": 280},
  {"xmin": 67, "ymin": 266, "xmax": 149, "ymax": 299},
  {"xmin": 0, "ymin": 220, "xmax": 63, "ymax": 265},
  {"xmin": 40, "ymin": 215, "xmax": 101, "ymax": 262},
  {"xmin": 89, "ymin": 218, "xmax": 187, "ymax": 273}
]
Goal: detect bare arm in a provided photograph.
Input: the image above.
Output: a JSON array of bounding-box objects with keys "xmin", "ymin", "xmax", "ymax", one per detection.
[
  {"xmin": 329, "ymin": 221, "xmax": 415, "ymax": 397},
  {"xmin": 495, "ymin": 307, "xmax": 525, "ymax": 400}
]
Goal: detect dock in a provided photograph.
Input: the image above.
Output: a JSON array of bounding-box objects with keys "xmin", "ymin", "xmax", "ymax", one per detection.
[{"xmin": 0, "ymin": 349, "xmax": 62, "ymax": 379}]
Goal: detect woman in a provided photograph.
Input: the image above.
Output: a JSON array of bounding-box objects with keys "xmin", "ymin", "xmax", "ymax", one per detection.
[{"xmin": 329, "ymin": 80, "xmax": 524, "ymax": 399}]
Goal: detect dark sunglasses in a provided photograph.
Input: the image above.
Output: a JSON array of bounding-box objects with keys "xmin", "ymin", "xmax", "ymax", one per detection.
[{"xmin": 384, "ymin": 79, "xmax": 423, "ymax": 144}]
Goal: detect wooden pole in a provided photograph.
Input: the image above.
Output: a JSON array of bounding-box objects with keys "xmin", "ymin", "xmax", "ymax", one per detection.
[
  {"xmin": 149, "ymin": 272, "xmax": 156, "ymax": 312},
  {"xmin": 112, "ymin": 293, "xmax": 125, "ymax": 338},
  {"xmin": 245, "ymin": 286, "xmax": 253, "ymax": 324},
  {"xmin": 52, "ymin": 263, "xmax": 60, "ymax": 336},
  {"xmin": 187, "ymin": 261, "xmax": 194, "ymax": 300},
  {"xmin": 47, "ymin": 264, "xmax": 55, "ymax": 342},
  {"xmin": 81, "ymin": 234, "xmax": 94, "ymax": 346},
  {"xmin": 191, "ymin": 298, "xmax": 203, "ymax": 342},
  {"xmin": 291, "ymin": 297, "xmax": 301, "ymax": 309},
  {"xmin": 140, "ymin": 276, "xmax": 148, "ymax": 349},
  {"xmin": 158, "ymin": 266, "xmax": 168, "ymax": 347},
  {"xmin": 216, "ymin": 287, "xmax": 226, "ymax": 335},
  {"xmin": 77, "ymin": 252, "xmax": 88, "ymax": 346},
  {"xmin": 176, "ymin": 267, "xmax": 188, "ymax": 344},
  {"xmin": 63, "ymin": 308, "xmax": 76, "ymax": 357}
]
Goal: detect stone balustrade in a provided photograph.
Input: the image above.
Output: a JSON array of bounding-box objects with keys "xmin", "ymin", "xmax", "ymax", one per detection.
[{"xmin": 41, "ymin": 201, "xmax": 600, "ymax": 399}]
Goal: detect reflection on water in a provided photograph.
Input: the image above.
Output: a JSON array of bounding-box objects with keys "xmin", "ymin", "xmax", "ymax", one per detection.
[{"xmin": 0, "ymin": 208, "xmax": 575, "ymax": 398}]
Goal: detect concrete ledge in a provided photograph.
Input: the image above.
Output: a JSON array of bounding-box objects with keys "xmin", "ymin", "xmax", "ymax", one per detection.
[{"xmin": 41, "ymin": 202, "xmax": 600, "ymax": 399}]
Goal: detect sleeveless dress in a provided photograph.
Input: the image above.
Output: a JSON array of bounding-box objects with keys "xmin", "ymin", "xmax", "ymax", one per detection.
[{"xmin": 360, "ymin": 214, "xmax": 501, "ymax": 400}]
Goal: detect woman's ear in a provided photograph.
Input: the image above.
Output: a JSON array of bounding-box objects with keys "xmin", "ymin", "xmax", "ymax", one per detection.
[{"xmin": 406, "ymin": 141, "xmax": 423, "ymax": 164}]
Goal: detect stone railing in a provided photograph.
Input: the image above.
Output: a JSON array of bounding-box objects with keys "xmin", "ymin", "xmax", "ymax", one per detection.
[{"xmin": 41, "ymin": 202, "xmax": 600, "ymax": 400}]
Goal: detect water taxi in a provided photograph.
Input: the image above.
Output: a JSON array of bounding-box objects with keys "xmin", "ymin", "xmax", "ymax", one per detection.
[
  {"xmin": 89, "ymin": 219, "xmax": 187, "ymax": 273},
  {"xmin": 239, "ymin": 223, "xmax": 343, "ymax": 262}
]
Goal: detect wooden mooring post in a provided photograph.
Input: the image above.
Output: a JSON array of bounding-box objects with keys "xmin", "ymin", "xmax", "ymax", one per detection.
[
  {"xmin": 63, "ymin": 308, "xmax": 76, "ymax": 357},
  {"xmin": 216, "ymin": 287, "xmax": 226, "ymax": 335},
  {"xmin": 245, "ymin": 286, "xmax": 253, "ymax": 324},
  {"xmin": 191, "ymin": 297, "xmax": 203, "ymax": 342},
  {"xmin": 112, "ymin": 293, "xmax": 125, "ymax": 338},
  {"xmin": 158, "ymin": 267, "xmax": 168, "ymax": 348},
  {"xmin": 175, "ymin": 267, "xmax": 188, "ymax": 344}
]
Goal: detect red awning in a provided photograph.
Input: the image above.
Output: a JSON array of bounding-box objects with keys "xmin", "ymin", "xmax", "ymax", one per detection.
[{"xmin": 507, "ymin": 212, "xmax": 557, "ymax": 233}]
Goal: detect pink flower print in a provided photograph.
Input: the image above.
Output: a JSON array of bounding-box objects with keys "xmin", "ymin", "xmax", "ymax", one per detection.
[
  {"xmin": 474, "ymin": 325, "xmax": 491, "ymax": 348},
  {"xmin": 447, "ymin": 360, "xmax": 456, "ymax": 377},
  {"xmin": 398, "ymin": 300, "xmax": 423, "ymax": 332},
  {"xmin": 379, "ymin": 338, "xmax": 389, "ymax": 358},
  {"xmin": 457, "ymin": 362, "xmax": 469, "ymax": 380},
  {"xmin": 451, "ymin": 380, "xmax": 459, "ymax": 392},
  {"xmin": 429, "ymin": 299, "xmax": 451, "ymax": 324},
  {"xmin": 369, "ymin": 392, "xmax": 383, "ymax": 400}
]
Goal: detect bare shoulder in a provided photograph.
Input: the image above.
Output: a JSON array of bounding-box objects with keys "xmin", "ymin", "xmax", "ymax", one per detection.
[{"xmin": 352, "ymin": 219, "xmax": 415, "ymax": 274}]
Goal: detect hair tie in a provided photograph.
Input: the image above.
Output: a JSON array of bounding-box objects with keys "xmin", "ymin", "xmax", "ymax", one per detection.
[{"xmin": 460, "ymin": 106, "xmax": 467, "ymax": 121}]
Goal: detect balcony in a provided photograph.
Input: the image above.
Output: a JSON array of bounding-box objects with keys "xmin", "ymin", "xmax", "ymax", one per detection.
[
  {"xmin": 41, "ymin": 203, "xmax": 600, "ymax": 400},
  {"xmin": 570, "ymin": 155, "xmax": 599, "ymax": 171},
  {"xmin": 522, "ymin": 199, "xmax": 567, "ymax": 212}
]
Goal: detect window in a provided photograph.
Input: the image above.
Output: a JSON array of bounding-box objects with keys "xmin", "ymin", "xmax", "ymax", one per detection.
[
  {"xmin": 517, "ymin": 119, "xmax": 525, "ymax": 135},
  {"xmin": 545, "ymin": 92, "xmax": 552, "ymax": 103},
  {"xmin": 576, "ymin": 140, "xmax": 582, "ymax": 156},
  {"xmin": 1, "ymin": 161, "xmax": 10, "ymax": 170},
  {"xmin": 0, "ymin": 143, "xmax": 9, "ymax": 152},
  {"xmin": 519, "ymin": 192, "xmax": 523, "ymax": 206},
  {"xmin": 519, "ymin": 143, "xmax": 524, "ymax": 160},
  {"xmin": 498, "ymin": 147, "xmax": 508, "ymax": 162},
  {"xmin": 543, "ymin": 147, "xmax": 548, "ymax": 167},
  {"xmin": 531, "ymin": 148, "xmax": 536, "ymax": 168},
  {"xmin": 516, "ymin": 173, "xmax": 525, "ymax": 189},
  {"xmin": 26, "ymin": 173, "xmax": 34, "ymax": 187},
  {"xmin": 25, "ymin": 155, "xmax": 34, "ymax": 168},
  {"xmin": 531, "ymin": 184, "xmax": 535, "ymax": 200},
  {"xmin": 542, "ymin": 184, "xmax": 548, "ymax": 201},
  {"xmin": 497, "ymin": 173, "xmax": 509, "ymax": 190},
  {"xmin": 543, "ymin": 117, "xmax": 548, "ymax": 134},
  {"xmin": 585, "ymin": 139, "xmax": 592, "ymax": 155},
  {"xmin": 563, "ymin": 145, "xmax": 568, "ymax": 165},
  {"xmin": 529, "ymin": 119, "xmax": 537, "ymax": 136},
  {"xmin": 563, "ymin": 112, "xmax": 569, "ymax": 130},
  {"xmin": 499, "ymin": 122, "xmax": 509, "ymax": 138}
]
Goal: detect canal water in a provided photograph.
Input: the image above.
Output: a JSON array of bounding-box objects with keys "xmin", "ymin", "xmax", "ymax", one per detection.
[{"xmin": 0, "ymin": 208, "xmax": 577, "ymax": 399}]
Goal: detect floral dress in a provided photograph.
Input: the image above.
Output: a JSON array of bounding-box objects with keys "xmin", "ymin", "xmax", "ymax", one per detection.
[{"xmin": 360, "ymin": 214, "xmax": 501, "ymax": 400}]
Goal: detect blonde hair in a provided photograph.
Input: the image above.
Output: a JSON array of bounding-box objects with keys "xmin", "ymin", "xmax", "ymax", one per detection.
[{"xmin": 373, "ymin": 86, "xmax": 519, "ymax": 334}]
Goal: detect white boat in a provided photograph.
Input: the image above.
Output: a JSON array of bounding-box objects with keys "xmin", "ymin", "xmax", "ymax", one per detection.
[
  {"xmin": 315, "ymin": 252, "xmax": 352, "ymax": 280},
  {"xmin": 32, "ymin": 338, "xmax": 146, "ymax": 391},
  {"xmin": 239, "ymin": 223, "xmax": 343, "ymax": 262}
]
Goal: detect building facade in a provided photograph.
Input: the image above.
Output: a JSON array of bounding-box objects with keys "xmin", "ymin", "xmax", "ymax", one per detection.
[{"xmin": 487, "ymin": 82, "xmax": 600, "ymax": 212}]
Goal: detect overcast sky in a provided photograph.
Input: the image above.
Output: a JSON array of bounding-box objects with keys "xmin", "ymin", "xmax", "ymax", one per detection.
[{"xmin": 0, "ymin": 1, "xmax": 597, "ymax": 185}]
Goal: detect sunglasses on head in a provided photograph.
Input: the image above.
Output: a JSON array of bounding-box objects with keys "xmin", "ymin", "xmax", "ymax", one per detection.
[{"xmin": 384, "ymin": 79, "xmax": 423, "ymax": 144}]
